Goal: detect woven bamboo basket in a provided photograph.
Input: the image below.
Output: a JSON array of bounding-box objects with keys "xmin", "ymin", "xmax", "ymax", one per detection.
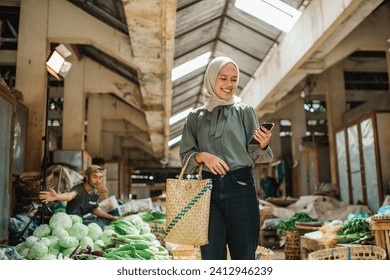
[
  {"xmin": 148, "ymin": 222, "xmax": 166, "ymax": 246},
  {"xmin": 370, "ymin": 215, "xmax": 390, "ymax": 223},
  {"xmin": 284, "ymin": 230, "xmax": 301, "ymax": 260},
  {"xmin": 308, "ymin": 245, "xmax": 386, "ymax": 260},
  {"xmin": 16, "ymin": 172, "xmax": 55, "ymax": 204},
  {"xmin": 255, "ymin": 246, "xmax": 274, "ymax": 260}
]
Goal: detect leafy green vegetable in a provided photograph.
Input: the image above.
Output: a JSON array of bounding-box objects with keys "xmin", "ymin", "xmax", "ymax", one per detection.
[
  {"xmin": 25, "ymin": 236, "xmax": 40, "ymax": 248},
  {"xmin": 276, "ymin": 212, "xmax": 318, "ymax": 236},
  {"xmin": 336, "ymin": 218, "xmax": 372, "ymax": 243},
  {"xmin": 87, "ymin": 223, "xmax": 103, "ymax": 241},
  {"xmin": 41, "ymin": 254, "xmax": 58, "ymax": 260},
  {"xmin": 33, "ymin": 224, "xmax": 51, "ymax": 238},
  {"xmin": 110, "ymin": 219, "xmax": 140, "ymax": 235},
  {"xmin": 52, "ymin": 228, "xmax": 69, "ymax": 238},
  {"xmin": 100, "ymin": 229, "xmax": 116, "ymax": 245},
  {"xmin": 79, "ymin": 236, "xmax": 94, "ymax": 250},
  {"xmin": 49, "ymin": 212, "xmax": 73, "ymax": 230},
  {"xmin": 68, "ymin": 222, "xmax": 89, "ymax": 240},
  {"xmin": 27, "ymin": 243, "xmax": 49, "ymax": 260},
  {"xmin": 69, "ymin": 214, "xmax": 83, "ymax": 225},
  {"xmin": 61, "ymin": 247, "xmax": 77, "ymax": 257},
  {"xmin": 139, "ymin": 210, "xmax": 166, "ymax": 224},
  {"xmin": 35, "ymin": 237, "xmax": 51, "ymax": 247},
  {"xmin": 94, "ymin": 239, "xmax": 105, "ymax": 250},
  {"xmin": 59, "ymin": 236, "xmax": 79, "ymax": 248}
]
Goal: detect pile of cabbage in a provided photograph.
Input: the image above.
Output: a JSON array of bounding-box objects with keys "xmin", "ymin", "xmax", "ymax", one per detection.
[
  {"xmin": 15, "ymin": 212, "xmax": 171, "ymax": 260},
  {"xmin": 15, "ymin": 212, "xmax": 107, "ymax": 260}
]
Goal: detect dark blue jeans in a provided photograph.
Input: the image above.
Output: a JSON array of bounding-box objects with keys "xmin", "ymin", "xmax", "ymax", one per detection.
[{"xmin": 201, "ymin": 167, "xmax": 260, "ymax": 260}]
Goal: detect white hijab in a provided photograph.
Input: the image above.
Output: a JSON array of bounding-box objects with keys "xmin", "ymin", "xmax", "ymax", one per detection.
[{"xmin": 203, "ymin": 56, "xmax": 241, "ymax": 112}]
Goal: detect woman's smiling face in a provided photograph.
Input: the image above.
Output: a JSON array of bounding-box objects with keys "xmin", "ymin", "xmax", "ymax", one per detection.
[{"xmin": 214, "ymin": 62, "xmax": 238, "ymax": 101}]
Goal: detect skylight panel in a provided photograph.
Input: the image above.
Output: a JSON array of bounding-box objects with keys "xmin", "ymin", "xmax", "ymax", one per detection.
[
  {"xmin": 172, "ymin": 52, "xmax": 211, "ymax": 81},
  {"xmin": 235, "ymin": 0, "xmax": 302, "ymax": 33},
  {"xmin": 169, "ymin": 107, "xmax": 193, "ymax": 125},
  {"xmin": 168, "ymin": 135, "xmax": 182, "ymax": 147}
]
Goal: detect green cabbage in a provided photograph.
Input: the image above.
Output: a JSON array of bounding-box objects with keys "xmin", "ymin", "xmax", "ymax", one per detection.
[
  {"xmin": 59, "ymin": 236, "xmax": 79, "ymax": 248},
  {"xmin": 19, "ymin": 247, "xmax": 30, "ymax": 258},
  {"xmin": 41, "ymin": 254, "xmax": 58, "ymax": 260},
  {"xmin": 35, "ymin": 237, "xmax": 51, "ymax": 247},
  {"xmin": 49, "ymin": 247, "xmax": 60, "ymax": 256},
  {"xmin": 100, "ymin": 229, "xmax": 116, "ymax": 245},
  {"xmin": 94, "ymin": 239, "xmax": 105, "ymax": 250},
  {"xmin": 69, "ymin": 214, "xmax": 83, "ymax": 224},
  {"xmin": 52, "ymin": 228, "xmax": 69, "ymax": 238},
  {"xmin": 15, "ymin": 242, "xmax": 27, "ymax": 252},
  {"xmin": 61, "ymin": 247, "xmax": 77, "ymax": 257},
  {"xmin": 16, "ymin": 242, "xmax": 29, "ymax": 257},
  {"xmin": 49, "ymin": 212, "xmax": 72, "ymax": 230},
  {"xmin": 33, "ymin": 224, "xmax": 51, "ymax": 238},
  {"xmin": 25, "ymin": 236, "xmax": 40, "ymax": 248},
  {"xmin": 79, "ymin": 236, "xmax": 94, "ymax": 250},
  {"xmin": 87, "ymin": 223, "xmax": 103, "ymax": 241},
  {"xmin": 68, "ymin": 222, "xmax": 89, "ymax": 240},
  {"xmin": 46, "ymin": 235, "xmax": 60, "ymax": 247},
  {"xmin": 27, "ymin": 243, "xmax": 49, "ymax": 259}
]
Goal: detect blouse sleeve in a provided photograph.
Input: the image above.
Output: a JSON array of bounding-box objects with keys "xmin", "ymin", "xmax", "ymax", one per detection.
[
  {"xmin": 243, "ymin": 106, "xmax": 274, "ymax": 163},
  {"xmin": 179, "ymin": 112, "xmax": 202, "ymax": 174}
]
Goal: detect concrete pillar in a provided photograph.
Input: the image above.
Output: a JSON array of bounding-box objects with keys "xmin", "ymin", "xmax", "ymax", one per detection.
[
  {"xmin": 62, "ymin": 56, "xmax": 85, "ymax": 150},
  {"xmin": 325, "ymin": 63, "xmax": 347, "ymax": 184},
  {"xmin": 87, "ymin": 94, "xmax": 103, "ymax": 157},
  {"xmin": 15, "ymin": 0, "xmax": 50, "ymax": 171},
  {"xmin": 102, "ymin": 132, "xmax": 114, "ymax": 160},
  {"xmin": 290, "ymin": 97, "xmax": 306, "ymax": 195},
  {"xmin": 102, "ymin": 134, "xmax": 123, "ymax": 160},
  {"xmin": 290, "ymin": 98, "xmax": 306, "ymax": 160},
  {"xmin": 113, "ymin": 136, "xmax": 122, "ymax": 159}
]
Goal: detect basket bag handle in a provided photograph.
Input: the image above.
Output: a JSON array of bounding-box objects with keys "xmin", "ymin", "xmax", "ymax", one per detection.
[{"xmin": 179, "ymin": 152, "xmax": 203, "ymax": 180}]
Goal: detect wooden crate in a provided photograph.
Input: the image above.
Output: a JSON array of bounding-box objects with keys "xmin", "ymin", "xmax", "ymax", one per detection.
[{"xmin": 370, "ymin": 220, "xmax": 390, "ymax": 260}]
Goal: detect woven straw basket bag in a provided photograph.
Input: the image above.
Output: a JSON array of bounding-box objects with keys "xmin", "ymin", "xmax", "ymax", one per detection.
[{"xmin": 164, "ymin": 153, "xmax": 212, "ymax": 246}]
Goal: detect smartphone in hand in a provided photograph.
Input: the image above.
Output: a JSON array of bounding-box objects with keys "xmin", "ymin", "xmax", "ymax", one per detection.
[
  {"xmin": 260, "ymin": 122, "xmax": 274, "ymax": 132},
  {"xmin": 250, "ymin": 122, "xmax": 274, "ymax": 144}
]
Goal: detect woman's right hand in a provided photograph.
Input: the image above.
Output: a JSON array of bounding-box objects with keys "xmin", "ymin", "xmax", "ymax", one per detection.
[{"xmin": 197, "ymin": 152, "xmax": 229, "ymax": 175}]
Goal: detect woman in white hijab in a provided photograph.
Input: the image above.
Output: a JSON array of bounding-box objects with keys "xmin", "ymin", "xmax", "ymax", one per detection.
[{"xmin": 180, "ymin": 56, "xmax": 274, "ymax": 260}]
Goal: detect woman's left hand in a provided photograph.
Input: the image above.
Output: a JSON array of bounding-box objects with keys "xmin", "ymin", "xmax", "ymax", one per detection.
[{"xmin": 252, "ymin": 125, "xmax": 273, "ymax": 149}]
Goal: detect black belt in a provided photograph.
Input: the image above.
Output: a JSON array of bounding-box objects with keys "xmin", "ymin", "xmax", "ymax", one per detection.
[{"xmin": 203, "ymin": 166, "xmax": 252, "ymax": 177}]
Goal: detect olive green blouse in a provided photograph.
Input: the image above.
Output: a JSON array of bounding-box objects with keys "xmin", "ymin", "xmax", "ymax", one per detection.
[{"xmin": 179, "ymin": 103, "xmax": 274, "ymax": 173}]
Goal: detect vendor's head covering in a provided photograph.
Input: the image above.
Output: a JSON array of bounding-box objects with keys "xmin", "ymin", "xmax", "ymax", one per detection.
[
  {"xmin": 203, "ymin": 56, "xmax": 241, "ymax": 112},
  {"xmin": 85, "ymin": 165, "xmax": 105, "ymax": 176}
]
